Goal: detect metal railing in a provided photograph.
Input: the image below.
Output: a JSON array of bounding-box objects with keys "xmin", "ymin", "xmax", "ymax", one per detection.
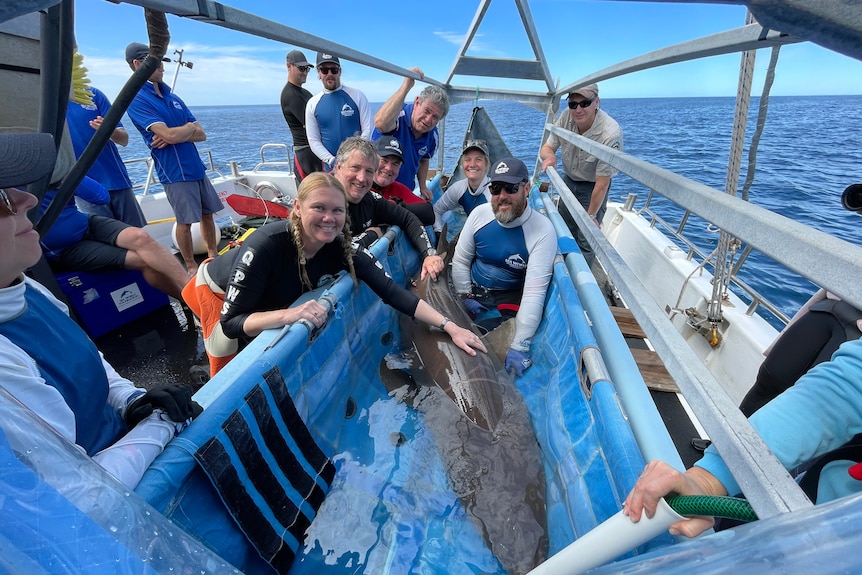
[{"xmin": 631, "ymin": 189, "xmax": 792, "ymax": 325}]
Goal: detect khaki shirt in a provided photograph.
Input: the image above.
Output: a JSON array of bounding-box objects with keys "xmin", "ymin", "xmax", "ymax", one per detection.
[{"xmin": 545, "ymin": 108, "xmax": 622, "ymax": 182}]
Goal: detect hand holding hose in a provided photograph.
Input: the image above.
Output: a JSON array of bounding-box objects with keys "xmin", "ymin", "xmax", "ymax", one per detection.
[{"xmin": 623, "ymin": 460, "xmax": 727, "ymax": 538}]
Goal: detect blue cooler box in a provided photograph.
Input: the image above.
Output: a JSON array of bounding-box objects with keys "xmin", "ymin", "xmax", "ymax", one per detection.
[{"xmin": 55, "ymin": 269, "xmax": 170, "ymax": 339}]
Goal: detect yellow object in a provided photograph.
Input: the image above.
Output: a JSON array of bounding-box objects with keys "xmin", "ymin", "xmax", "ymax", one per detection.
[
  {"xmin": 708, "ymin": 326, "xmax": 721, "ymax": 347},
  {"xmin": 218, "ymin": 227, "xmax": 256, "ymax": 255},
  {"xmin": 70, "ymin": 52, "xmax": 94, "ymax": 106}
]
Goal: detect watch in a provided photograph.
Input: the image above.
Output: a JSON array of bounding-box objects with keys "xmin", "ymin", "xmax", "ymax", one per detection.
[
  {"xmin": 439, "ymin": 317, "xmax": 451, "ymax": 331},
  {"xmin": 424, "ymin": 248, "xmax": 438, "ymax": 258}
]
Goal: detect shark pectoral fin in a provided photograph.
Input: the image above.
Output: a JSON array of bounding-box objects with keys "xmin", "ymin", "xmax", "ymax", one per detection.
[{"xmin": 484, "ymin": 318, "xmax": 517, "ymax": 365}]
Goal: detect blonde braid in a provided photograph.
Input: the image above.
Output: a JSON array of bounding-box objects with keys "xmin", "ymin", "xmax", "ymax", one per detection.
[
  {"xmin": 341, "ymin": 215, "xmax": 358, "ymax": 288},
  {"xmin": 288, "ymin": 216, "xmax": 314, "ymax": 292}
]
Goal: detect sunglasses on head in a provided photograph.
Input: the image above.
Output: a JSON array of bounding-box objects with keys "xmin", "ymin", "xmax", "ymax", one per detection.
[
  {"xmin": 0, "ymin": 188, "xmax": 19, "ymax": 216},
  {"xmin": 319, "ymin": 66, "xmax": 340, "ymax": 75},
  {"xmin": 489, "ymin": 181, "xmax": 524, "ymax": 196},
  {"xmin": 568, "ymin": 97, "xmax": 595, "ymax": 109}
]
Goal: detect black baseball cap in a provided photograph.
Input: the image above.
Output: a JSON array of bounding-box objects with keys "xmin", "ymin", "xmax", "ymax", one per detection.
[
  {"xmin": 125, "ymin": 42, "xmax": 171, "ymax": 64},
  {"xmin": 489, "ymin": 157, "xmax": 528, "ymax": 184},
  {"xmin": 286, "ymin": 50, "xmax": 312, "ymax": 67},
  {"xmin": 374, "ymin": 137, "xmax": 403, "ymax": 161}
]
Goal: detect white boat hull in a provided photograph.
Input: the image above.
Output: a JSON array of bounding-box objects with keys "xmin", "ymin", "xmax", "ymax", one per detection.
[{"xmin": 602, "ymin": 201, "xmax": 778, "ymax": 404}]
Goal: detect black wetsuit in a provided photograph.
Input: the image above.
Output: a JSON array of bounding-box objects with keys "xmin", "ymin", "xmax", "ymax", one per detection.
[
  {"xmin": 739, "ymin": 298, "xmax": 862, "ymax": 416},
  {"xmin": 280, "ymin": 81, "xmax": 321, "ymax": 182},
  {"xmin": 207, "ymin": 221, "xmax": 419, "ymax": 340},
  {"xmin": 349, "ymin": 191, "xmax": 435, "ymax": 254}
]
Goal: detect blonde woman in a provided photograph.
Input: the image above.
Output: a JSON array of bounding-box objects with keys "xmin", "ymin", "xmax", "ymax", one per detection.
[{"xmin": 184, "ymin": 172, "xmax": 485, "ymax": 376}]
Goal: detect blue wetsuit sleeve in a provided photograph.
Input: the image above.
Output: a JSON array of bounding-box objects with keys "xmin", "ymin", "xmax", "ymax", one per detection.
[{"xmin": 697, "ymin": 338, "xmax": 862, "ymax": 498}]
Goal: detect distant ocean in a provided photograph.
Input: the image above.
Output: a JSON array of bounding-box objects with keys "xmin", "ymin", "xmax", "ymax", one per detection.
[{"xmin": 119, "ymin": 95, "xmax": 862, "ymax": 320}]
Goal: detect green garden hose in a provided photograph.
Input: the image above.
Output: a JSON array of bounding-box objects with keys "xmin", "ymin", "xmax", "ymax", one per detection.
[{"xmin": 666, "ymin": 495, "xmax": 758, "ymax": 522}]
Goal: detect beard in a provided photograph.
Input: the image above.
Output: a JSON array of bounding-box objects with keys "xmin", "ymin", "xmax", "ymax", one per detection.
[{"xmin": 493, "ymin": 198, "xmax": 526, "ymax": 224}]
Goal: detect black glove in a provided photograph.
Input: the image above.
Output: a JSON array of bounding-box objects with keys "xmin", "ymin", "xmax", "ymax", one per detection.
[{"xmin": 125, "ymin": 384, "xmax": 203, "ymax": 427}]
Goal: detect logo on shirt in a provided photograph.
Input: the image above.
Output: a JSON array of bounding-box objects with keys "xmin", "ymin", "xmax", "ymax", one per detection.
[
  {"xmin": 341, "ymin": 103, "xmax": 355, "ymax": 117},
  {"xmin": 172, "ymin": 101, "xmax": 182, "ymax": 110},
  {"xmin": 417, "ymin": 146, "xmax": 428, "ymax": 156},
  {"xmin": 505, "ymin": 253, "xmax": 527, "ymax": 271}
]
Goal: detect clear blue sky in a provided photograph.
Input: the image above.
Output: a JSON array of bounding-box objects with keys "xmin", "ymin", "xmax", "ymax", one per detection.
[{"xmin": 74, "ymin": 0, "xmax": 862, "ymax": 106}]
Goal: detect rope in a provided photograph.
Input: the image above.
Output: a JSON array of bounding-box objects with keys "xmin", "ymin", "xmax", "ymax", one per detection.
[
  {"xmin": 708, "ymin": 9, "xmax": 756, "ymax": 325},
  {"xmin": 741, "ymin": 45, "xmax": 781, "ymax": 202}
]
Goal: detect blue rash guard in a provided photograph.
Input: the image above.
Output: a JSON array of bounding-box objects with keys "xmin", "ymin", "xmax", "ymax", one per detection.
[
  {"xmin": 66, "ymin": 87, "xmax": 134, "ymax": 191},
  {"xmin": 126, "ymin": 81, "xmax": 207, "ymax": 184},
  {"xmin": 305, "ymin": 85, "xmax": 372, "ymax": 167},
  {"xmin": 432, "ymin": 176, "xmax": 491, "ymax": 231},
  {"xmin": 452, "ymin": 202, "xmax": 557, "ymax": 352},
  {"xmin": 372, "ymin": 102, "xmax": 438, "ymax": 191}
]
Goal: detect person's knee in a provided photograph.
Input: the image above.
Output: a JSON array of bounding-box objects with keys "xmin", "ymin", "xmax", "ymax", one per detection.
[{"xmin": 117, "ymin": 227, "xmax": 158, "ymax": 250}]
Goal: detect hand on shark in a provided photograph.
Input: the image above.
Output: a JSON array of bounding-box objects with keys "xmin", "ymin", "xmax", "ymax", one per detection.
[
  {"xmin": 420, "ymin": 254, "xmax": 444, "ymax": 281},
  {"xmin": 443, "ymin": 320, "xmax": 488, "ymax": 356}
]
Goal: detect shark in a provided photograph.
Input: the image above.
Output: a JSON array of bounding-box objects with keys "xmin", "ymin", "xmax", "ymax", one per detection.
[{"xmin": 380, "ymin": 226, "xmax": 548, "ymax": 574}]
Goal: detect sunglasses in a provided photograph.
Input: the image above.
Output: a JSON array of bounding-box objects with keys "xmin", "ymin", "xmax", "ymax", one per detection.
[
  {"xmin": 0, "ymin": 188, "xmax": 19, "ymax": 216},
  {"xmin": 489, "ymin": 181, "xmax": 524, "ymax": 196},
  {"xmin": 319, "ymin": 66, "xmax": 340, "ymax": 75},
  {"xmin": 568, "ymin": 97, "xmax": 595, "ymax": 109},
  {"xmin": 295, "ymin": 65, "xmax": 312, "ymax": 72}
]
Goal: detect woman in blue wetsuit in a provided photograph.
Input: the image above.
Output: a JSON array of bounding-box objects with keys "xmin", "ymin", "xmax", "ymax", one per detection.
[{"xmin": 184, "ymin": 172, "xmax": 485, "ymax": 375}]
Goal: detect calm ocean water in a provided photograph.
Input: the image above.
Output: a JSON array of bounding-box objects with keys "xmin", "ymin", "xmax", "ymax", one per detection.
[{"xmin": 120, "ymin": 95, "xmax": 862, "ymax": 320}]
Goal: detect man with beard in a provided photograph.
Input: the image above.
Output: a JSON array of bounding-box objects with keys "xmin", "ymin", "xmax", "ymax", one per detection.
[
  {"xmin": 451, "ymin": 157, "xmax": 557, "ymax": 376},
  {"xmin": 305, "ymin": 52, "xmax": 373, "ymax": 170}
]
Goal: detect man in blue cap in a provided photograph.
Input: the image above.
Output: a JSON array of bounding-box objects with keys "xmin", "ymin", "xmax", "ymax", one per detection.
[
  {"xmin": 124, "ymin": 42, "xmax": 224, "ymax": 278},
  {"xmin": 451, "ymin": 157, "xmax": 557, "ymax": 376}
]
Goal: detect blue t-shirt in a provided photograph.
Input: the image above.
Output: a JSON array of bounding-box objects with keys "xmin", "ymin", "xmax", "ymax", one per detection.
[
  {"xmin": 126, "ymin": 81, "xmax": 206, "ymax": 184},
  {"xmin": 66, "ymin": 87, "xmax": 133, "ymax": 191},
  {"xmin": 372, "ymin": 102, "xmax": 438, "ymax": 190},
  {"xmin": 39, "ymin": 176, "xmax": 109, "ymax": 254}
]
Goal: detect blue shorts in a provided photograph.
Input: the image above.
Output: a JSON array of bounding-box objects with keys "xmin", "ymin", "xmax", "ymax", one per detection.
[
  {"xmin": 164, "ymin": 178, "xmax": 224, "ymax": 224},
  {"xmin": 75, "ymin": 187, "xmax": 147, "ymax": 228},
  {"xmin": 48, "ymin": 215, "xmax": 129, "ymax": 271}
]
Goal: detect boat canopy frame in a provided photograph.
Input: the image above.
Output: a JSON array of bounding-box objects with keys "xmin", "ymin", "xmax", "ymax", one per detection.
[{"xmin": 67, "ymin": 0, "xmax": 862, "ymax": 524}]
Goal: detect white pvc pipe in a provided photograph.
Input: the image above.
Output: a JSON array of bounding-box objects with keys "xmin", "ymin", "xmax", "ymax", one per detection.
[{"xmin": 527, "ymin": 499, "xmax": 686, "ymax": 575}]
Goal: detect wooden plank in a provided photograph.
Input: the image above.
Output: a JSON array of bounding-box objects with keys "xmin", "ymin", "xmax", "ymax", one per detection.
[
  {"xmin": 630, "ymin": 348, "xmax": 679, "ymax": 393},
  {"xmin": 610, "ymin": 306, "xmax": 646, "ymax": 339}
]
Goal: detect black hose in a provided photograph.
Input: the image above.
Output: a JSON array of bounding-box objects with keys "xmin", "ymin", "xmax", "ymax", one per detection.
[{"xmin": 35, "ymin": 8, "xmax": 170, "ymax": 236}]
